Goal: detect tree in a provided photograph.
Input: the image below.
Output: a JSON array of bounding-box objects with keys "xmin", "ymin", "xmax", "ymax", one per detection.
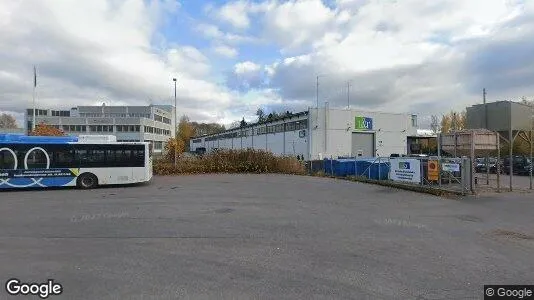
[
  {"xmin": 430, "ymin": 115, "xmax": 440, "ymax": 135},
  {"xmin": 177, "ymin": 116, "xmax": 196, "ymax": 152},
  {"xmin": 29, "ymin": 123, "xmax": 65, "ymax": 136},
  {"xmin": 0, "ymin": 113, "xmax": 18, "ymax": 129},
  {"xmin": 163, "ymin": 137, "xmax": 185, "ymax": 161},
  {"xmin": 440, "ymin": 110, "xmax": 466, "ymax": 133},
  {"xmin": 256, "ymin": 108, "xmax": 265, "ymax": 122},
  {"xmin": 240, "ymin": 117, "xmax": 247, "ymax": 128},
  {"xmin": 190, "ymin": 122, "xmax": 225, "ymax": 136}
]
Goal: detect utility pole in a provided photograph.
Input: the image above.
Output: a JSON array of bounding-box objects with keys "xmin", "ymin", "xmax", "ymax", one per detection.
[
  {"xmin": 483, "ymin": 88, "xmax": 488, "ymax": 129},
  {"xmin": 32, "ymin": 66, "xmax": 37, "ymax": 132},
  {"xmin": 347, "ymin": 81, "xmax": 351, "ymax": 109},
  {"xmin": 316, "ymin": 76, "xmax": 319, "ymax": 109},
  {"xmin": 173, "ymin": 77, "xmax": 178, "ymax": 167}
]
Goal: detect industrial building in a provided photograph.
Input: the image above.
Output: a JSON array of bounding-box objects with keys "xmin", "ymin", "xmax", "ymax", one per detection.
[
  {"xmin": 190, "ymin": 108, "xmax": 419, "ymax": 160},
  {"xmin": 24, "ymin": 105, "xmax": 174, "ymax": 153}
]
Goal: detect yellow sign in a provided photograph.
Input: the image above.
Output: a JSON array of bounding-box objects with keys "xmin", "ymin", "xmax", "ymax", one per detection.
[{"xmin": 427, "ymin": 160, "xmax": 439, "ymax": 181}]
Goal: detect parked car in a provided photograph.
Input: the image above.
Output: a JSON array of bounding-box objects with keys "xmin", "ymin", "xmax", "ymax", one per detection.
[
  {"xmin": 475, "ymin": 157, "xmax": 503, "ymax": 174},
  {"xmin": 503, "ymin": 156, "xmax": 532, "ymax": 175}
]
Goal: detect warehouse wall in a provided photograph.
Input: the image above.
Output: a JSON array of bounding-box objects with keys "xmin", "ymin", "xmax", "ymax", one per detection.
[
  {"xmin": 190, "ymin": 115, "xmax": 309, "ymax": 160},
  {"xmin": 309, "ymin": 108, "xmax": 417, "ymax": 159}
]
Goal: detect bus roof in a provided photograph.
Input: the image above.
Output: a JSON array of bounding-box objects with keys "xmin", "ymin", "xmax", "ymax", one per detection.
[{"xmin": 0, "ymin": 134, "xmax": 79, "ymax": 144}]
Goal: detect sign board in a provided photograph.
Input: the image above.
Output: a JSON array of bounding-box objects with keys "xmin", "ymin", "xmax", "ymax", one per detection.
[
  {"xmin": 389, "ymin": 158, "xmax": 421, "ymax": 183},
  {"xmin": 427, "ymin": 160, "xmax": 439, "ymax": 181},
  {"xmin": 442, "ymin": 163, "xmax": 460, "ymax": 172},
  {"xmin": 299, "ymin": 130, "xmax": 306, "ymax": 138},
  {"xmin": 355, "ymin": 116, "xmax": 373, "ymax": 130}
]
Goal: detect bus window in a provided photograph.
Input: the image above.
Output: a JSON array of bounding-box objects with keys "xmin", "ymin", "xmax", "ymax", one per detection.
[
  {"xmin": 0, "ymin": 150, "xmax": 16, "ymax": 170},
  {"xmin": 53, "ymin": 149, "xmax": 75, "ymax": 168},
  {"xmin": 26, "ymin": 148, "xmax": 48, "ymax": 169}
]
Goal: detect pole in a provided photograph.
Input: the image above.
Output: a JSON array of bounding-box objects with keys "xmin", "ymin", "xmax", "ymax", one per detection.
[
  {"xmin": 32, "ymin": 66, "xmax": 36, "ymax": 132},
  {"xmin": 496, "ymin": 133, "xmax": 500, "ymax": 193},
  {"xmin": 483, "ymin": 88, "xmax": 488, "ymax": 128},
  {"xmin": 347, "ymin": 81, "xmax": 350, "ymax": 109},
  {"xmin": 509, "ymin": 127, "xmax": 513, "ymax": 192},
  {"xmin": 173, "ymin": 78, "xmax": 177, "ymax": 167},
  {"xmin": 316, "ymin": 76, "xmax": 319, "ymax": 109},
  {"xmin": 529, "ymin": 129, "xmax": 532, "ymax": 190}
]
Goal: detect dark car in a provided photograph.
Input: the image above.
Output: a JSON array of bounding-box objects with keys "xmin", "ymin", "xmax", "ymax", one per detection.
[
  {"xmin": 475, "ymin": 157, "xmax": 503, "ymax": 174},
  {"xmin": 503, "ymin": 156, "xmax": 532, "ymax": 175}
]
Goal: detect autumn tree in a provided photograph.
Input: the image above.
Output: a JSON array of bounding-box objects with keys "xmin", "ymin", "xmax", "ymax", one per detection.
[
  {"xmin": 0, "ymin": 113, "xmax": 18, "ymax": 129},
  {"xmin": 177, "ymin": 116, "xmax": 197, "ymax": 152},
  {"xmin": 29, "ymin": 123, "xmax": 65, "ymax": 136},
  {"xmin": 440, "ymin": 110, "xmax": 466, "ymax": 133},
  {"xmin": 163, "ymin": 137, "xmax": 185, "ymax": 161}
]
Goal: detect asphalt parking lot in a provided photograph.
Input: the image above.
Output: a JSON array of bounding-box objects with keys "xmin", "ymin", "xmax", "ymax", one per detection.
[{"xmin": 1, "ymin": 174, "xmax": 533, "ymax": 299}]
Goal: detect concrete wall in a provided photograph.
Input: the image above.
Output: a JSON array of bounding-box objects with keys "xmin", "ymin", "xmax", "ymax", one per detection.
[{"xmin": 309, "ymin": 108, "xmax": 417, "ymax": 159}]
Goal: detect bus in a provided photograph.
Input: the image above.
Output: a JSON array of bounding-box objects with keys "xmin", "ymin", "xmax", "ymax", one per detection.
[{"xmin": 0, "ymin": 134, "xmax": 152, "ymax": 189}]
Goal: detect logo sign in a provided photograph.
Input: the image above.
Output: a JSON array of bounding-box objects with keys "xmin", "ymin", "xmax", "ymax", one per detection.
[
  {"xmin": 442, "ymin": 163, "xmax": 460, "ymax": 172},
  {"xmin": 299, "ymin": 130, "xmax": 306, "ymax": 138},
  {"xmin": 355, "ymin": 116, "xmax": 373, "ymax": 130},
  {"xmin": 390, "ymin": 158, "xmax": 421, "ymax": 183},
  {"xmin": 399, "ymin": 162, "xmax": 410, "ymax": 169},
  {"xmin": 427, "ymin": 160, "xmax": 439, "ymax": 181}
]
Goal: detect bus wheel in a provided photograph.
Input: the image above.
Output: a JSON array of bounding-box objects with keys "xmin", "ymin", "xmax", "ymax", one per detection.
[{"xmin": 77, "ymin": 173, "xmax": 98, "ymax": 189}]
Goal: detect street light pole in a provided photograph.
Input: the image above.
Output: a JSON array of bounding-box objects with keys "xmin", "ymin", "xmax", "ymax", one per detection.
[
  {"xmin": 530, "ymin": 103, "xmax": 533, "ymax": 190},
  {"xmin": 173, "ymin": 78, "xmax": 177, "ymax": 167}
]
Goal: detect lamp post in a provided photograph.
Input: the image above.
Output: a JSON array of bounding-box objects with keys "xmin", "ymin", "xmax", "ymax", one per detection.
[
  {"xmin": 173, "ymin": 78, "xmax": 177, "ymax": 167},
  {"xmin": 530, "ymin": 103, "xmax": 533, "ymax": 190}
]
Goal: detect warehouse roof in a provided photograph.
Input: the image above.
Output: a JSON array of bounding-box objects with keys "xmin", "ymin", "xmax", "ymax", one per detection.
[{"xmin": 191, "ymin": 110, "xmax": 308, "ymax": 139}]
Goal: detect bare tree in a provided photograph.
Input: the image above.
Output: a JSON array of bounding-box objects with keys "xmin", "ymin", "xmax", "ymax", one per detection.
[
  {"xmin": 430, "ymin": 115, "xmax": 440, "ymax": 134},
  {"xmin": 0, "ymin": 113, "xmax": 18, "ymax": 129}
]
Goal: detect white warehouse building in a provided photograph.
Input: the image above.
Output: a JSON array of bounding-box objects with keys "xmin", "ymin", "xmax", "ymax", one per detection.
[{"xmin": 190, "ymin": 108, "xmax": 419, "ymax": 160}]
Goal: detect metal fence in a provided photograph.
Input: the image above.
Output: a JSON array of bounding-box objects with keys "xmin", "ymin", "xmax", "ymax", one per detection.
[{"xmin": 315, "ymin": 157, "xmax": 472, "ymax": 194}]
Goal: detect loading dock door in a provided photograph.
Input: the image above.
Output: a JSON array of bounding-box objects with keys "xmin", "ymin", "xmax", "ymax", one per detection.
[{"xmin": 351, "ymin": 132, "xmax": 375, "ymax": 157}]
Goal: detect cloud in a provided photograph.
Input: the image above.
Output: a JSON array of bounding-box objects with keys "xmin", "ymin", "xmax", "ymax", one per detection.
[
  {"xmin": 213, "ymin": 0, "xmax": 534, "ymax": 125},
  {"xmin": 215, "ymin": 0, "xmax": 251, "ymax": 29},
  {"xmin": 0, "ymin": 0, "xmax": 239, "ymax": 124},
  {"xmin": 213, "ymin": 45, "xmax": 238, "ymax": 58},
  {"xmin": 226, "ymin": 61, "xmax": 266, "ymax": 92}
]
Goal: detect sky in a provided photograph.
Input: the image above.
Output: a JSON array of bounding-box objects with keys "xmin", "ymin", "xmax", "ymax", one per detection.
[{"xmin": 1, "ymin": 0, "xmax": 534, "ymax": 128}]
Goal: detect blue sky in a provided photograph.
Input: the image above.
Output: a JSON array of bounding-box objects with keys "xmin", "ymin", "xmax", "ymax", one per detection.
[{"xmin": 1, "ymin": 0, "xmax": 534, "ymax": 127}]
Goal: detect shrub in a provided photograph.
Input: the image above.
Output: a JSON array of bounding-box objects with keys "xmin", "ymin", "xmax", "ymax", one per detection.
[{"xmin": 153, "ymin": 149, "xmax": 305, "ymax": 175}]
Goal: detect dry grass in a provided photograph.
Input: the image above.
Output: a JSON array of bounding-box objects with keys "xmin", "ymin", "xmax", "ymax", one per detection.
[{"xmin": 154, "ymin": 149, "xmax": 306, "ymax": 175}]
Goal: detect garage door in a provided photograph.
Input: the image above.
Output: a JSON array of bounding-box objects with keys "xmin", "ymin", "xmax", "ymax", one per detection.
[{"xmin": 351, "ymin": 132, "xmax": 375, "ymax": 157}]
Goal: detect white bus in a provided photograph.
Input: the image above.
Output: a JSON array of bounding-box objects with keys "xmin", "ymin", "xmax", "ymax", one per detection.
[{"xmin": 0, "ymin": 134, "xmax": 152, "ymax": 189}]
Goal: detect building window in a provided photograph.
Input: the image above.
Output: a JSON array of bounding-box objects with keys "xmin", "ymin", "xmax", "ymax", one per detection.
[{"xmin": 411, "ymin": 115, "xmax": 418, "ymax": 127}]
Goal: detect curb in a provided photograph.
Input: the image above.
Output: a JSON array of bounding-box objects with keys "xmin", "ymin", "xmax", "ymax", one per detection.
[{"xmin": 315, "ymin": 174, "xmax": 466, "ymax": 197}]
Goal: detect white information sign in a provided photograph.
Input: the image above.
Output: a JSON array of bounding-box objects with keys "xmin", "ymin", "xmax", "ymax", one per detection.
[
  {"xmin": 389, "ymin": 159, "xmax": 421, "ymax": 183},
  {"xmin": 442, "ymin": 163, "xmax": 460, "ymax": 172}
]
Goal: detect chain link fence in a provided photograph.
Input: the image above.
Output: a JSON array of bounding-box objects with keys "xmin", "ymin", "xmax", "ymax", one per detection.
[{"xmin": 310, "ymin": 157, "xmax": 472, "ymax": 195}]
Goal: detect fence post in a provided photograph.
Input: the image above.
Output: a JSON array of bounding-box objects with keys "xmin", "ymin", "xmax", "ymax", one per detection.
[
  {"xmin": 355, "ymin": 159, "xmax": 358, "ymax": 177},
  {"xmin": 331, "ymin": 156, "xmax": 334, "ymax": 177},
  {"xmin": 378, "ymin": 157, "xmax": 381, "ymax": 180},
  {"xmin": 368, "ymin": 161, "xmax": 371, "ymax": 179},
  {"xmin": 438, "ymin": 157, "xmax": 442, "ymax": 188},
  {"xmin": 420, "ymin": 158, "xmax": 423, "ymax": 186}
]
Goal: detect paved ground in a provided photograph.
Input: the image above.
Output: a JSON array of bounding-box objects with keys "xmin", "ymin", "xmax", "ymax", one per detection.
[
  {"xmin": 475, "ymin": 172, "xmax": 533, "ymax": 191},
  {"xmin": 0, "ymin": 175, "xmax": 533, "ymax": 300}
]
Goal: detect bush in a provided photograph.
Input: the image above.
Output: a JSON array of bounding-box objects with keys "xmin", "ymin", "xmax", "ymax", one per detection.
[{"xmin": 153, "ymin": 149, "xmax": 306, "ymax": 175}]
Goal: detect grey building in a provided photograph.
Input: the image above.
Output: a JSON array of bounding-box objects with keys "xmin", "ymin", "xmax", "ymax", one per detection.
[
  {"xmin": 25, "ymin": 105, "xmax": 174, "ymax": 153},
  {"xmin": 191, "ymin": 108, "xmax": 419, "ymax": 160}
]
